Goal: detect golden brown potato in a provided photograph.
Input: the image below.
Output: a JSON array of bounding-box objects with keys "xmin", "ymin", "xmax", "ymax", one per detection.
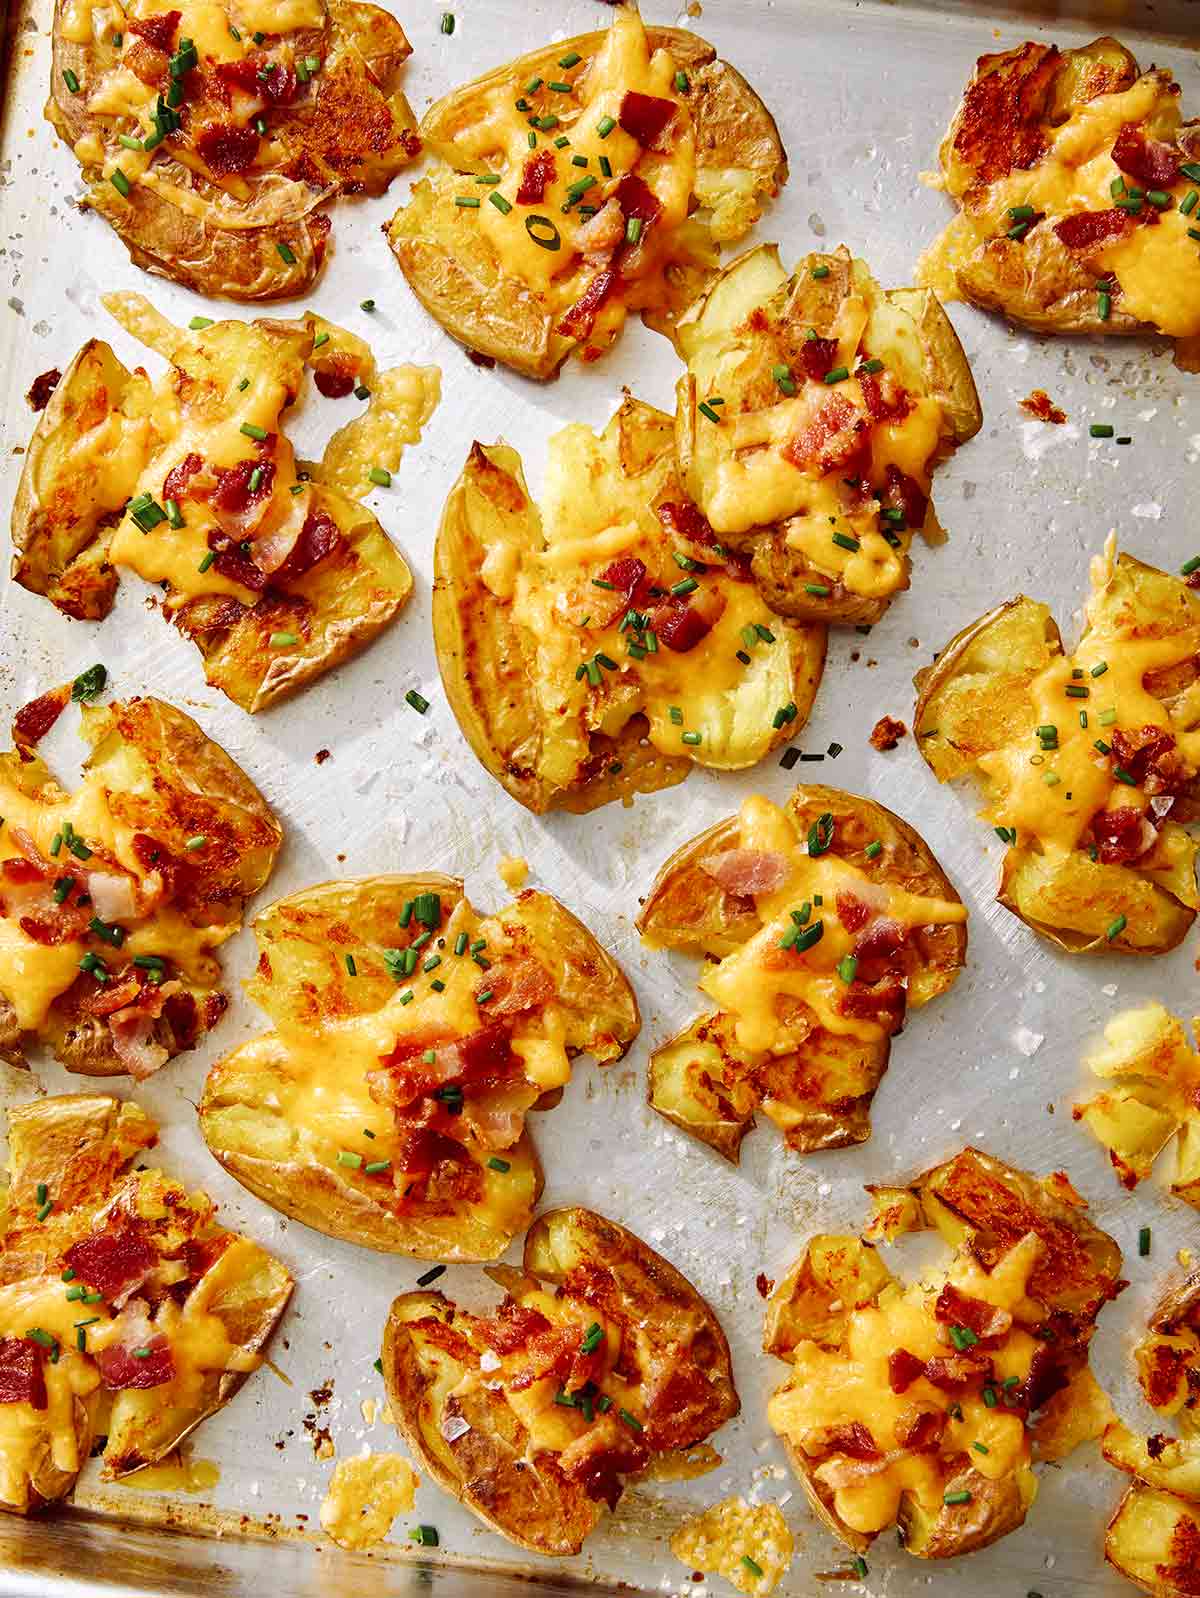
[
  {"xmin": 765, "ymin": 1148, "xmax": 1121, "ymax": 1562},
  {"xmin": 432, "ymin": 394, "xmax": 826, "ymax": 815},
  {"xmin": 386, "ymin": 10, "xmax": 786, "ymax": 379},
  {"xmin": 914, "ymin": 548, "xmax": 1200, "ymax": 955},
  {"xmin": 0, "ymin": 1093, "xmax": 291, "ymax": 1514},
  {"xmin": 920, "ymin": 37, "xmax": 1200, "ymax": 344},
  {"xmin": 47, "ymin": 0, "xmax": 418, "ymax": 300},
  {"xmin": 674, "ymin": 244, "xmax": 981, "ymax": 625},
  {"xmin": 1106, "ymin": 1485, "xmax": 1200, "ymax": 1597},
  {"xmin": 200, "ymin": 877, "xmax": 639, "ymax": 1260},
  {"xmin": 638, "ymin": 786, "xmax": 966, "ymax": 1160},
  {"xmin": 0, "ymin": 692, "xmax": 281, "ymax": 1078},
  {"xmin": 12, "ymin": 296, "xmax": 432, "ymax": 712},
  {"xmin": 381, "ymin": 1207, "xmax": 739, "ymax": 1554}
]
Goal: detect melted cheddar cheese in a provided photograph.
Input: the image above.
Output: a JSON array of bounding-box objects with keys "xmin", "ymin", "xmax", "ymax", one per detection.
[
  {"xmin": 768, "ymin": 1234, "xmax": 1043, "ymax": 1537},
  {"xmin": 319, "ymin": 1451, "xmax": 419, "ymax": 1550},
  {"xmin": 923, "ymin": 69, "xmax": 1200, "ymax": 338},
  {"xmin": 692, "ymin": 796, "xmax": 966, "ymax": 1052}
]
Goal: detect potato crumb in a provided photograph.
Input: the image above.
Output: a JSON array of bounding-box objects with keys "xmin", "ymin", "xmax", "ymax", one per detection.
[
  {"xmin": 497, "ymin": 855, "xmax": 529, "ymax": 891},
  {"xmin": 670, "ymin": 1496, "xmax": 793, "ymax": 1594},
  {"xmin": 319, "ymin": 1450, "xmax": 419, "ymax": 1551},
  {"xmin": 869, "ymin": 715, "xmax": 907, "ymax": 751},
  {"xmin": 1020, "ymin": 389, "xmax": 1066, "ymax": 424}
]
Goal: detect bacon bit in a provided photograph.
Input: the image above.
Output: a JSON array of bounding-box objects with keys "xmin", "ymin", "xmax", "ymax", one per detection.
[
  {"xmin": 615, "ymin": 172, "xmax": 663, "ymax": 228},
  {"xmin": 13, "ymin": 685, "xmax": 70, "ymax": 750},
  {"xmin": 558, "ymin": 267, "xmax": 618, "ymax": 341},
  {"xmin": 1020, "ymin": 389, "xmax": 1067, "ymax": 424},
  {"xmin": 576, "ymin": 197, "xmax": 625, "ymax": 257},
  {"xmin": 852, "ymin": 922, "xmax": 905, "ymax": 969},
  {"xmin": 923, "ymin": 1351, "xmax": 993, "ymax": 1392},
  {"xmin": 206, "ymin": 532, "xmax": 267, "ymax": 593},
  {"xmin": 373, "ymin": 1023, "xmax": 518, "ymax": 1108},
  {"xmin": 597, "ymin": 556, "xmax": 653, "ymax": 612},
  {"xmin": 1092, "ymin": 806, "xmax": 1156, "ymax": 866},
  {"xmin": 1010, "ymin": 1346, "xmax": 1067, "ymax": 1413},
  {"xmin": 880, "ymin": 464, "xmax": 927, "ymax": 531},
  {"xmin": 467, "ymin": 350, "xmax": 496, "ymax": 369},
  {"xmin": 642, "ymin": 1359, "xmax": 723, "ymax": 1451},
  {"xmin": 781, "ymin": 393, "xmax": 862, "ymax": 475},
  {"xmin": 97, "ymin": 1335, "xmax": 175, "ymax": 1391},
  {"xmin": 798, "ymin": 337, "xmax": 839, "ymax": 385},
  {"xmin": 271, "ymin": 508, "xmax": 342, "ymax": 585},
  {"xmin": 869, "ymin": 715, "xmax": 907, "ymax": 751},
  {"xmin": 1111, "ymin": 125, "xmax": 1181, "ymax": 188},
  {"xmin": 888, "ymin": 1348, "xmax": 926, "ymax": 1393},
  {"xmin": 563, "ymin": 1433, "xmax": 649, "ymax": 1508},
  {"xmin": 215, "ymin": 53, "xmax": 297, "ymax": 106},
  {"xmin": 935, "ymin": 1284, "xmax": 1013, "ymax": 1342},
  {"xmin": 479, "ymin": 964, "xmax": 555, "ymax": 1018},
  {"xmin": 1054, "ymin": 208, "xmax": 1136, "ymax": 254},
  {"xmin": 1147, "ymin": 1432, "xmax": 1169, "ymax": 1461},
  {"xmin": 508, "ymin": 1323, "xmax": 599, "ymax": 1395},
  {"xmin": 820, "ymin": 1421, "xmax": 881, "ymax": 1461},
  {"xmin": 126, "ymin": 9, "xmax": 180, "ymax": 51},
  {"xmin": 835, "ymin": 893, "xmax": 872, "ymax": 934},
  {"xmin": 1110, "ymin": 725, "xmax": 1183, "ymax": 791},
  {"xmin": 654, "ymin": 500, "xmax": 720, "ymax": 554},
  {"xmin": 84, "ymin": 975, "xmax": 144, "ymax": 1018},
  {"xmin": 212, "ymin": 456, "xmax": 276, "ymax": 515},
  {"xmin": 700, "ymin": 849, "xmax": 792, "ymax": 898},
  {"xmin": 25, "ymin": 368, "xmax": 61, "ymax": 412},
  {"xmin": 65, "ymin": 1223, "xmax": 156, "ymax": 1306},
  {"xmin": 0, "ymin": 1339, "xmax": 46, "ymax": 1409},
  {"xmin": 196, "ymin": 122, "xmax": 259, "ymax": 177},
  {"xmin": 858, "ymin": 370, "xmax": 913, "ymax": 426},
  {"xmin": 516, "ymin": 149, "xmax": 556, "ymax": 206},
  {"xmin": 896, "ymin": 1408, "xmax": 945, "ymax": 1452},
  {"xmin": 312, "ymin": 359, "xmax": 357, "ymax": 399},
  {"xmin": 755, "ymin": 1272, "xmax": 774, "ymax": 1299},
  {"xmin": 314, "ymin": 748, "xmax": 331, "ymax": 765},
  {"xmin": 480, "ymin": 1300, "xmax": 552, "ymax": 1357},
  {"xmin": 618, "ymin": 90, "xmax": 677, "ymax": 149},
  {"xmin": 952, "ymin": 41, "xmax": 1060, "ymax": 184},
  {"xmin": 163, "ymin": 452, "xmax": 204, "ymax": 503},
  {"xmin": 652, "ymin": 585, "xmax": 726, "ymax": 653}
]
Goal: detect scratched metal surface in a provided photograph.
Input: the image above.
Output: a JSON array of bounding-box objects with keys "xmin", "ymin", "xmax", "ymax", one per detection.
[{"xmin": 0, "ymin": 0, "xmax": 1199, "ymax": 1593}]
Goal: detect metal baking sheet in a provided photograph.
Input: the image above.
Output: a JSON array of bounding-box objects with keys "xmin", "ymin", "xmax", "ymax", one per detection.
[{"xmin": 1, "ymin": 0, "xmax": 1199, "ymax": 1593}]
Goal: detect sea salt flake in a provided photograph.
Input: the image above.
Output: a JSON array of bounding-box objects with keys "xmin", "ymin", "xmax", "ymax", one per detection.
[{"xmin": 1014, "ymin": 1027, "xmax": 1044, "ymax": 1057}]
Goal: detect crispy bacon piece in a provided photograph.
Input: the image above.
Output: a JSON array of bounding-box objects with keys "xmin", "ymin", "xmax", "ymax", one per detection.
[
  {"xmin": 888, "ymin": 1348, "xmax": 925, "ymax": 1393},
  {"xmin": 313, "ymin": 361, "xmax": 356, "ymax": 399},
  {"xmin": 880, "ymin": 464, "xmax": 927, "ymax": 531},
  {"xmin": 163, "ymin": 452, "xmax": 204, "ymax": 503},
  {"xmin": 1110, "ymin": 725, "xmax": 1182, "ymax": 790},
  {"xmin": 64, "ymin": 1223, "xmax": 156, "ymax": 1305},
  {"xmin": 207, "ymin": 531, "xmax": 268, "ymax": 593},
  {"xmin": 1111, "ymin": 125, "xmax": 1181, "ymax": 188},
  {"xmin": 373, "ymin": 1022, "xmax": 517, "ymax": 1107},
  {"xmin": 781, "ymin": 393, "xmax": 862, "ymax": 475},
  {"xmin": 481, "ymin": 1300, "xmax": 552, "ymax": 1355},
  {"xmin": 952, "ymin": 41, "xmax": 1060, "ymax": 184},
  {"xmin": 84, "ymin": 976, "xmax": 144, "ymax": 1018},
  {"xmin": 701, "ymin": 849, "xmax": 791, "ymax": 897},
  {"xmin": 0, "ymin": 1339, "xmax": 46, "ymax": 1409},
  {"xmin": 858, "ymin": 370, "xmax": 913, "ymax": 426},
  {"xmin": 652, "ymin": 585, "xmax": 726, "ymax": 653},
  {"xmin": 13, "ymin": 686, "xmax": 70, "ymax": 749},
  {"xmin": 923, "ymin": 1351, "xmax": 993, "ymax": 1392},
  {"xmin": 655, "ymin": 500, "xmax": 720, "ymax": 554},
  {"xmin": 896, "ymin": 1408, "xmax": 945, "ymax": 1452},
  {"xmin": 126, "ymin": 9, "xmax": 180, "ymax": 51},
  {"xmin": 212, "ymin": 457, "xmax": 276, "ymax": 515},
  {"xmin": 836, "ymin": 892, "xmax": 872, "ymax": 934},
  {"xmin": 1092, "ymin": 806, "xmax": 1155, "ymax": 865},
  {"xmin": 479, "ymin": 964, "xmax": 555, "ymax": 1019},
  {"xmin": 618, "ymin": 91, "xmax": 677, "ymax": 148},
  {"xmin": 516, "ymin": 150, "xmax": 555, "ymax": 206},
  {"xmin": 1054, "ymin": 208, "xmax": 1135, "ymax": 254},
  {"xmin": 869, "ymin": 715, "xmax": 907, "ymax": 751},
  {"xmin": 819, "ymin": 1421, "xmax": 881, "ymax": 1460},
  {"xmin": 597, "ymin": 556, "xmax": 653, "ymax": 612},
  {"xmin": 196, "ymin": 123, "xmax": 259, "ymax": 177},
  {"xmin": 642, "ymin": 1358, "xmax": 721, "ymax": 1450},
  {"xmin": 98, "ymin": 1336, "xmax": 175, "ymax": 1390},
  {"xmin": 935, "ymin": 1284, "xmax": 1013, "ymax": 1342},
  {"xmin": 215, "ymin": 53, "xmax": 298, "ymax": 106},
  {"xmin": 1010, "ymin": 1345, "xmax": 1067, "ymax": 1413},
  {"xmin": 26, "ymin": 368, "xmax": 61, "ymax": 412},
  {"xmin": 125, "ymin": 39, "xmax": 169, "ymax": 85},
  {"xmin": 562, "ymin": 1432, "xmax": 649, "ymax": 1508},
  {"xmin": 507, "ymin": 1323, "xmax": 601, "ymax": 1395},
  {"xmin": 853, "ymin": 918, "xmax": 906, "ymax": 970},
  {"xmin": 614, "ymin": 172, "xmax": 662, "ymax": 229},
  {"xmin": 1020, "ymin": 389, "xmax": 1067, "ymax": 425},
  {"xmin": 798, "ymin": 337, "xmax": 839, "ymax": 385},
  {"xmin": 558, "ymin": 268, "xmax": 618, "ymax": 341},
  {"xmin": 271, "ymin": 508, "xmax": 342, "ymax": 584}
]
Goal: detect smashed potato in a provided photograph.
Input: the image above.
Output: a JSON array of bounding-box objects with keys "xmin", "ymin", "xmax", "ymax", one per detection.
[
  {"xmin": 766, "ymin": 1148, "xmax": 1122, "ymax": 1561},
  {"xmin": 0, "ymin": 692, "xmax": 280, "ymax": 1078},
  {"xmin": 386, "ymin": 6, "xmax": 786, "ymax": 378},
  {"xmin": 433, "ymin": 394, "xmax": 826, "ymax": 815},
  {"xmin": 12, "ymin": 294, "xmax": 434, "ymax": 711},
  {"xmin": 920, "ymin": 37, "xmax": 1200, "ymax": 346},
  {"xmin": 914, "ymin": 547, "xmax": 1200, "ymax": 954},
  {"xmin": 382, "ymin": 1207, "xmax": 739, "ymax": 1554},
  {"xmin": 200, "ymin": 877, "xmax": 639, "ymax": 1260},
  {"xmin": 0, "ymin": 1093, "xmax": 291, "ymax": 1513},
  {"xmin": 48, "ymin": 0, "xmax": 418, "ymax": 299},
  {"xmin": 638, "ymin": 786, "xmax": 966, "ymax": 1160},
  {"xmin": 675, "ymin": 244, "xmax": 981, "ymax": 626},
  {"xmin": 670, "ymin": 1496, "xmax": 794, "ymax": 1594}
]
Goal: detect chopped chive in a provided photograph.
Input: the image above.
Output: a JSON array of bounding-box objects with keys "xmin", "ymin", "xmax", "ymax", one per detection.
[
  {"xmin": 364, "ymin": 1161, "xmax": 390, "ymax": 1175},
  {"xmin": 772, "ymin": 363, "xmax": 797, "ymax": 395},
  {"xmin": 681, "ymin": 731, "xmax": 702, "ymax": 746},
  {"xmin": 670, "ymin": 578, "xmax": 698, "ymax": 596},
  {"xmin": 440, "ymin": 12, "xmax": 454, "ymax": 32},
  {"xmin": 698, "ymin": 401, "xmax": 722, "ymax": 424},
  {"xmin": 188, "ymin": 314, "xmax": 213, "ymax": 330},
  {"xmin": 1094, "ymin": 739, "xmax": 1110, "ymax": 755},
  {"xmin": 832, "ymin": 531, "xmax": 860, "ymax": 552},
  {"xmin": 944, "ymin": 1491, "xmax": 972, "ymax": 1506},
  {"xmin": 823, "ymin": 366, "xmax": 849, "ymax": 385},
  {"xmin": 487, "ymin": 1157, "xmax": 510, "ymax": 1173},
  {"xmin": 804, "ymin": 583, "xmax": 830, "ymax": 597},
  {"xmin": 618, "ymin": 1407, "xmax": 643, "ymax": 1431},
  {"xmin": 36, "ymin": 1201, "xmax": 53, "ymax": 1222},
  {"xmin": 1183, "ymin": 163, "xmax": 1200, "ymax": 182},
  {"xmin": 337, "ymin": 1151, "xmax": 363, "ymax": 1169},
  {"xmin": 269, "ymin": 632, "xmax": 298, "ymax": 648},
  {"xmin": 1139, "ymin": 1225, "xmax": 1152, "ymax": 1256},
  {"xmin": 1098, "ymin": 709, "xmax": 1117, "ymax": 726},
  {"xmin": 1182, "ymin": 191, "xmax": 1199, "ymax": 217},
  {"xmin": 741, "ymin": 1557, "xmax": 764, "ymax": 1580},
  {"xmin": 369, "ymin": 465, "xmax": 392, "ymax": 487},
  {"xmin": 240, "ymin": 422, "xmax": 268, "ymax": 441},
  {"xmin": 411, "ymin": 1525, "xmax": 439, "ymax": 1546},
  {"xmin": 598, "ymin": 154, "xmax": 611, "ymax": 177},
  {"xmin": 1106, "ymin": 914, "xmax": 1127, "ymax": 941},
  {"xmin": 360, "ymin": 299, "xmax": 375, "ymax": 312},
  {"xmin": 1090, "ymin": 423, "xmax": 1114, "ymax": 439},
  {"xmin": 669, "ymin": 706, "xmax": 683, "ymax": 725},
  {"xmin": 1113, "ymin": 766, "xmax": 1136, "ymax": 786},
  {"xmin": 344, "ymin": 953, "xmax": 357, "ymax": 977},
  {"xmin": 276, "ymin": 242, "xmax": 297, "ymax": 265},
  {"xmin": 489, "ymin": 191, "xmax": 512, "ymax": 214},
  {"xmin": 1090, "ymin": 659, "xmax": 1110, "ymax": 675},
  {"xmin": 558, "ymin": 50, "xmax": 581, "ymax": 67},
  {"xmin": 837, "ymin": 954, "xmax": 858, "ymax": 984},
  {"xmin": 548, "ymin": 81, "xmax": 573, "ymax": 94},
  {"xmin": 812, "ymin": 264, "xmax": 830, "ymax": 279},
  {"xmin": 852, "ymin": 1557, "xmax": 868, "ymax": 1579},
  {"xmin": 1008, "ymin": 204, "xmax": 1035, "ymax": 221},
  {"xmin": 625, "ymin": 217, "xmax": 643, "ymax": 246},
  {"xmin": 596, "ymin": 115, "xmax": 615, "ymax": 138},
  {"xmin": 476, "ymin": 988, "xmax": 494, "ymax": 1004},
  {"xmin": 864, "ymin": 840, "xmax": 882, "ymax": 859},
  {"xmin": 454, "ymin": 195, "xmax": 481, "ymax": 208},
  {"xmin": 1064, "ymin": 684, "xmax": 1088, "ymax": 698},
  {"xmin": 1147, "ymin": 190, "xmax": 1171, "ymax": 208},
  {"xmin": 674, "ymin": 69, "xmax": 689, "ymax": 92},
  {"xmin": 63, "ymin": 67, "xmax": 80, "ymax": 93}
]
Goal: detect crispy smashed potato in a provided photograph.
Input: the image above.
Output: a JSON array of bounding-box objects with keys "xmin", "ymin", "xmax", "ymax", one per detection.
[
  {"xmin": 914, "ymin": 547, "xmax": 1200, "ymax": 954},
  {"xmin": 675, "ymin": 244, "xmax": 981, "ymax": 626},
  {"xmin": 766, "ymin": 1148, "xmax": 1122, "ymax": 1561},
  {"xmin": 0, "ymin": 1093, "xmax": 291, "ymax": 1514},
  {"xmin": 382, "ymin": 1207, "xmax": 739, "ymax": 1554},
  {"xmin": 200, "ymin": 877, "xmax": 639, "ymax": 1260},
  {"xmin": 386, "ymin": 8, "xmax": 786, "ymax": 378},
  {"xmin": 319, "ymin": 1451, "xmax": 418, "ymax": 1550},
  {"xmin": 433, "ymin": 394, "xmax": 826, "ymax": 815},
  {"xmin": 638, "ymin": 786, "xmax": 966, "ymax": 1161},
  {"xmin": 0, "ymin": 694, "xmax": 280, "ymax": 1078},
  {"xmin": 1075, "ymin": 1004, "xmax": 1200, "ymax": 1204},
  {"xmin": 670, "ymin": 1496, "xmax": 794, "ymax": 1594},
  {"xmin": 48, "ymin": 0, "xmax": 418, "ymax": 299},
  {"xmin": 920, "ymin": 37, "xmax": 1200, "ymax": 345},
  {"xmin": 12, "ymin": 294, "xmax": 434, "ymax": 711}
]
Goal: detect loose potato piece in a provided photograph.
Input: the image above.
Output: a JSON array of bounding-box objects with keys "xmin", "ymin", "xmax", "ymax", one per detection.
[
  {"xmin": 0, "ymin": 1094, "xmax": 291, "ymax": 1514},
  {"xmin": 382, "ymin": 1208, "xmax": 738, "ymax": 1554},
  {"xmin": 766, "ymin": 1150, "xmax": 1120, "ymax": 1563},
  {"xmin": 914, "ymin": 549, "xmax": 1200, "ymax": 956},
  {"xmin": 0, "ymin": 695, "xmax": 280, "ymax": 1077},
  {"xmin": 47, "ymin": 0, "xmax": 418, "ymax": 300},
  {"xmin": 201, "ymin": 878, "xmax": 639, "ymax": 1260},
  {"xmin": 640, "ymin": 787, "xmax": 966, "ymax": 1161},
  {"xmin": 387, "ymin": 14, "xmax": 785, "ymax": 379},
  {"xmin": 1107, "ymin": 1485, "xmax": 1200, "ymax": 1597},
  {"xmin": 921, "ymin": 37, "xmax": 1200, "ymax": 344},
  {"xmin": 12, "ymin": 300, "xmax": 427, "ymax": 712},
  {"xmin": 673, "ymin": 244, "xmax": 980, "ymax": 626},
  {"xmin": 433, "ymin": 395, "xmax": 826, "ymax": 814}
]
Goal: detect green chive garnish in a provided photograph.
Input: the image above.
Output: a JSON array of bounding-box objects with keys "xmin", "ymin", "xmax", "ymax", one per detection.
[
  {"xmin": 276, "ymin": 242, "xmax": 297, "ymax": 264},
  {"xmin": 1106, "ymin": 914, "xmax": 1127, "ymax": 941},
  {"xmin": 405, "ymin": 689, "xmax": 429, "ymax": 714},
  {"xmin": 269, "ymin": 632, "xmax": 298, "ymax": 648}
]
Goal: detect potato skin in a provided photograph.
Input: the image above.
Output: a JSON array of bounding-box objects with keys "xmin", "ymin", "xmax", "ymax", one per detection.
[
  {"xmin": 638, "ymin": 785, "xmax": 966, "ymax": 1161},
  {"xmin": 1106, "ymin": 1484, "xmax": 1200, "ymax": 1597},
  {"xmin": 382, "ymin": 1208, "xmax": 739, "ymax": 1555},
  {"xmin": 387, "ymin": 28, "xmax": 786, "ymax": 379}
]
